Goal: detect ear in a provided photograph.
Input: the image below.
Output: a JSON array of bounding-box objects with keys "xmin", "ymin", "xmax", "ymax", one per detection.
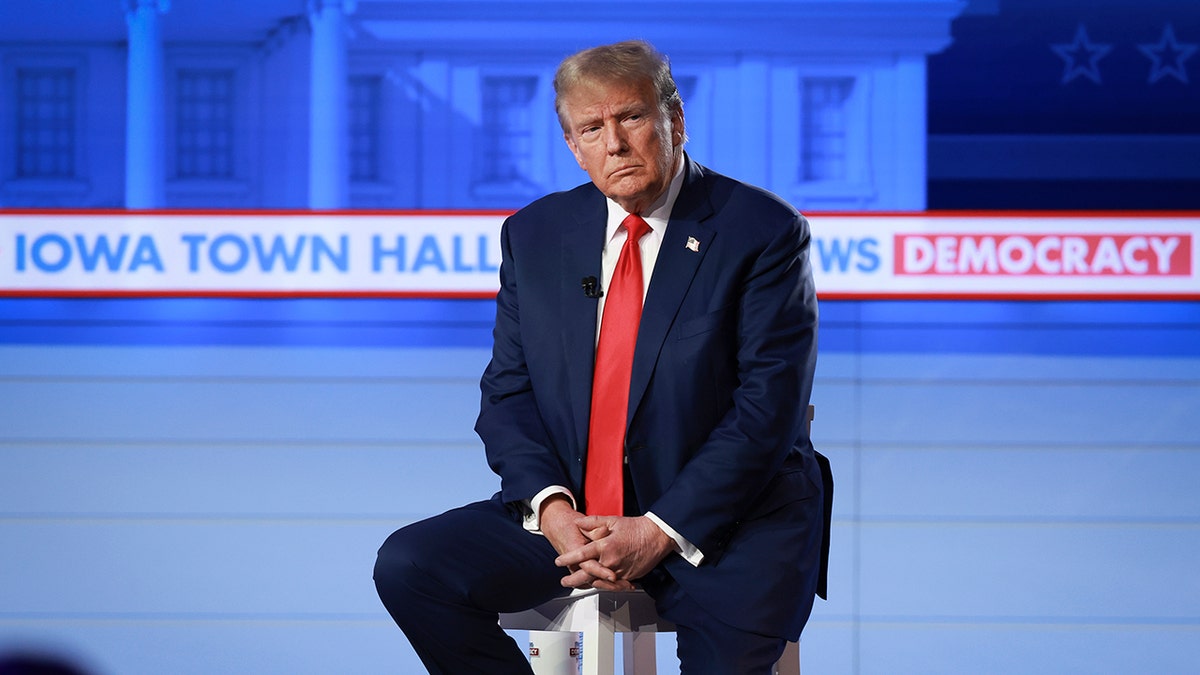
[
  {"xmin": 564, "ymin": 133, "xmax": 587, "ymax": 170},
  {"xmin": 670, "ymin": 107, "xmax": 686, "ymax": 147}
]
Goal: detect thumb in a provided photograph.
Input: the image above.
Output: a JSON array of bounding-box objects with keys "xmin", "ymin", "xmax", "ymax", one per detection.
[
  {"xmin": 583, "ymin": 524, "xmax": 611, "ymax": 541},
  {"xmin": 575, "ymin": 514, "xmax": 614, "ymax": 530}
]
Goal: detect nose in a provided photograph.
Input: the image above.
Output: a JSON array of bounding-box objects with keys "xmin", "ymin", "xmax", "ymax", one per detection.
[{"xmin": 602, "ymin": 121, "xmax": 627, "ymax": 154}]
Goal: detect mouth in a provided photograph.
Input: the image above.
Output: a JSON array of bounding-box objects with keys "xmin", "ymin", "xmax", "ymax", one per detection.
[{"xmin": 608, "ymin": 165, "xmax": 642, "ymax": 179}]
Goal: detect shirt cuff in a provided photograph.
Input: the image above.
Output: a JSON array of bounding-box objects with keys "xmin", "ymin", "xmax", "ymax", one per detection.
[
  {"xmin": 522, "ymin": 486, "xmax": 576, "ymax": 534},
  {"xmin": 645, "ymin": 511, "xmax": 704, "ymax": 567}
]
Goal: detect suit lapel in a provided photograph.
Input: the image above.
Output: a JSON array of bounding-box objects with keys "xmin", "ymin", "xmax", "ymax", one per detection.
[
  {"xmin": 560, "ymin": 190, "xmax": 607, "ymax": 457},
  {"xmin": 628, "ymin": 159, "xmax": 715, "ymax": 422}
]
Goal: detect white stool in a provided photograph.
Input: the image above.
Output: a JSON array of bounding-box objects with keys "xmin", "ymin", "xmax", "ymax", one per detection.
[{"xmin": 499, "ymin": 587, "xmax": 800, "ymax": 674}]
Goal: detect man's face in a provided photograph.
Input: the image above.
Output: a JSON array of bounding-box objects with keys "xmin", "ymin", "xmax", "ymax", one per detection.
[{"xmin": 560, "ymin": 77, "xmax": 683, "ymax": 215}]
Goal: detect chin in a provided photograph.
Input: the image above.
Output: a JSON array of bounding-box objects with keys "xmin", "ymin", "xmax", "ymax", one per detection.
[{"xmin": 605, "ymin": 179, "xmax": 650, "ymax": 200}]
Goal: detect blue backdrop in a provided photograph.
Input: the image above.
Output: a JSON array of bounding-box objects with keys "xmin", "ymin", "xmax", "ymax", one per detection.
[{"xmin": 2, "ymin": 1, "xmax": 1199, "ymax": 673}]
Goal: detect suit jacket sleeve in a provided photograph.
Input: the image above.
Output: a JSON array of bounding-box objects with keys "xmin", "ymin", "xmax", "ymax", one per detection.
[
  {"xmin": 474, "ymin": 213, "xmax": 572, "ymax": 506},
  {"xmin": 638, "ymin": 206, "xmax": 819, "ymax": 561}
]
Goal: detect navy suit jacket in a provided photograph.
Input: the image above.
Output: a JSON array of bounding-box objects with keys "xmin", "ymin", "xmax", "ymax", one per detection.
[{"xmin": 475, "ymin": 156, "xmax": 825, "ymax": 640}]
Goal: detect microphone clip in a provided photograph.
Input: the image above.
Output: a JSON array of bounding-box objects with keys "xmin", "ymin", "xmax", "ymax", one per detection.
[{"xmin": 581, "ymin": 276, "xmax": 603, "ymax": 299}]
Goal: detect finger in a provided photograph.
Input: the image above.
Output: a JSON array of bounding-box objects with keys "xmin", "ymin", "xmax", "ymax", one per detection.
[
  {"xmin": 559, "ymin": 568, "xmax": 595, "ymax": 589},
  {"xmin": 577, "ymin": 558, "xmax": 619, "ymax": 582},
  {"xmin": 591, "ymin": 578, "xmax": 636, "ymax": 592},
  {"xmin": 582, "ymin": 525, "xmax": 611, "ymax": 541},
  {"xmin": 554, "ymin": 543, "xmax": 598, "ymax": 569},
  {"xmin": 575, "ymin": 515, "xmax": 614, "ymax": 531}
]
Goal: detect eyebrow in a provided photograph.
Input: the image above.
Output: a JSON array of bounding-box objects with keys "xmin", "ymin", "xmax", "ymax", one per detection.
[{"xmin": 575, "ymin": 102, "xmax": 651, "ymax": 131}]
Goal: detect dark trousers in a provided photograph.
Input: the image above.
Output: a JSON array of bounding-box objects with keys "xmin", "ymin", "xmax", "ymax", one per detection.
[{"xmin": 373, "ymin": 496, "xmax": 787, "ymax": 674}]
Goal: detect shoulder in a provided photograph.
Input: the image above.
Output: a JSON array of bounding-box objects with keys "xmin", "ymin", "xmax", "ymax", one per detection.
[
  {"xmin": 507, "ymin": 182, "xmax": 601, "ymax": 228},
  {"xmin": 497, "ymin": 183, "xmax": 601, "ymax": 256},
  {"xmin": 688, "ymin": 162, "xmax": 808, "ymax": 240}
]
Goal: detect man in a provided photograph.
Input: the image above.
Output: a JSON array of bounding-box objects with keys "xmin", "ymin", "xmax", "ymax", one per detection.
[{"xmin": 375, "ymin": 40, "xmax": 828, "ymax": 674}]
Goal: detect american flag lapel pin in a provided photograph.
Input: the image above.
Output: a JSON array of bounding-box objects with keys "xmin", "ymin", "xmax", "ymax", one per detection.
[{"xmin": 686, "ymin": 236, "xmax": 701, "ymax": 252}]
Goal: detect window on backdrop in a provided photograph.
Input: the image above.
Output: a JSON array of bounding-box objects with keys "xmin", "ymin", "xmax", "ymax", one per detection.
[
  {"xmin": 478, "ymin": 75, "xmax": 538, "ymax": 187},
  {"xmin": 349, "ymin": 75, "xmax": 383, "ymax": 183},
  {"xmin": 15, "ymin": 67, "xmax": 76, "ymax": 179},
  {"xmin": 175, "ymin": 68, "xmax": 235, "ymax": 179},
  {"xmin": 801, "ymin": 76, "xmax": 855, "ymax": 183}
]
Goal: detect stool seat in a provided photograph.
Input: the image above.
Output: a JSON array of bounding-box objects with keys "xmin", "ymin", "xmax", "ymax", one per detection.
[
  {"xmin": 499, "ymin": 588, "xmax": 799, "ymax": 674},
  {"xmin": 502, "ymin": 587, "xmax": 673, "ymax": 633}
]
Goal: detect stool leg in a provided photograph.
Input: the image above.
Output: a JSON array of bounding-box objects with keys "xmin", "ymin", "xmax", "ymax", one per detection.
[
  {"xmin": 580, "ymin": 621, "xmax": 615, "ymax": 675},
  {"xmin": 623, "ymin": 632, "xmax": 657, "ymax": 674}
]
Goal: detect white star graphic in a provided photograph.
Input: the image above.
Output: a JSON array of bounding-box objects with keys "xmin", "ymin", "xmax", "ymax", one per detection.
[
  {"xmin": 1051, "ymin": 24, "xmax": 1113, "ymax": 85},
  {"xmin": 1139, "ymin": 23, "xmax": 1198, "ymax": 84}
]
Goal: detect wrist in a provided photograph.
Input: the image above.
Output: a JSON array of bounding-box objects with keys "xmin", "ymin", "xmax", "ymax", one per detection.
[
  {"xmin": 656, "ymin": 526, "xmax": 676, "ymax": 557},
  {"xmin": 539, "ymin": 493, "xmax": 575, "ymax": 521}
]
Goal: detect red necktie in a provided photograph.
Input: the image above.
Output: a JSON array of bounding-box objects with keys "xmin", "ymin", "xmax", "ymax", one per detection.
[{"xmin": 585, "ymin": 214, "xmax": 651, "ymax": 516}]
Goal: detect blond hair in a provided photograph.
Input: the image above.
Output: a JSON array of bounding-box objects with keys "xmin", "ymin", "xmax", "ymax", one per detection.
[{"xmin": 553, "ymin": 40, "xmax": 683, "ymax": 134}]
